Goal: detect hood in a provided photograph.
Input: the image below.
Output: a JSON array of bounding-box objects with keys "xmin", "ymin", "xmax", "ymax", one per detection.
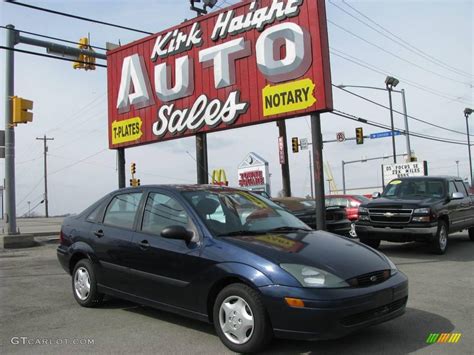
[
  {"xmin": 220, "ymin": 231, "xmax": 389, "ymax": 280},
  {"xmin": 365, "ymin": 196, "xmax": 443, "ymax": 209}
]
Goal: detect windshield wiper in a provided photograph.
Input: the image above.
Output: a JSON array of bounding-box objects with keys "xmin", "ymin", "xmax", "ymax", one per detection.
[
  {"xmin": 264, "ymin": 226, "xmax": 312, "ymax": 233},
  {"xmin": 217, "ymin": 230, "xmax": 267, "ymax": 237}
]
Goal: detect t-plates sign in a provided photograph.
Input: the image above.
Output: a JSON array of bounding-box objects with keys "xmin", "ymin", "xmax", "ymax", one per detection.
[
  {"xmin": 107, "ymin": 0, "xmax": 333, "ymax": 149},
  {"xmin": 336, "ymin": 132, "xmax": 345, "ymax": 142}
]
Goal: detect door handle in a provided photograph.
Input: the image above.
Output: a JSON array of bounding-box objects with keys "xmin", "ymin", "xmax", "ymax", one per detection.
[
  {"xmin": 139, "ymin": 240, "xmax": 150, "ymax": 250},
  {"xmin": 94, "ymin": 230, "xmax": 104, "ymax": 238}
]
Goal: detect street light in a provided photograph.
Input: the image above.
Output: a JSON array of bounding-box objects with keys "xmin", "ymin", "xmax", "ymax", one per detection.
[
  {"xmin": 336, "ymin": 82, "xmax": 412, "ymax": 162},
  {"xmin": 455, "ymin": 160, "xmax": 460, "ymax": 177},
  {"xmin": 385, "ymin": 76, "xmax": 399, "ymax": 163},
  {"xmin": 465, "ymin": 108, "xmax": 473, "ymax": 186}
]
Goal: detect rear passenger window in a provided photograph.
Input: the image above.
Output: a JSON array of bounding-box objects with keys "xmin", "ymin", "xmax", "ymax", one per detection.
[
  {"xmin": 454, "ymin": 181, "xmax": 468, "ymax": 197},
  {"xmin": 103, "ymin": 193, "xmax": 143, "ymax": 230},
  {"xmin": 86, "ymin": 205, "xmax": 103, "ymax": 222},
  {"xmin": 141, "ymin": 193, "xmax": 189, "ymax": 235}
]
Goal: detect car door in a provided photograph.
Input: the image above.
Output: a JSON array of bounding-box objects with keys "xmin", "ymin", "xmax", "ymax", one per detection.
[
  {"xmin": 454, "ymin": 180, "xmax": 473, "ymax": 228},
  {"xmin": 128, "ymin": 190, "xmax": 205, "ymax": 310},
  {"xmin": 446, "ymin": 181, "xmax": 463, "ymax": 232},
  {"xmin": 92, "ymin": 191, "xmax": 144, "ymax": 293}
]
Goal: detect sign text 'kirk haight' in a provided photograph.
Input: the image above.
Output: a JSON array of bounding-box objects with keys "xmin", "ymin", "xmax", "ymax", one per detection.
[{"xmin": 107, "ymin": 0, "xmax": 332, "ymax": 148}]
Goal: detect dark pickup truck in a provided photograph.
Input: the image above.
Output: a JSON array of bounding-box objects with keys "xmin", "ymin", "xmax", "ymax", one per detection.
[{"xmin": 356, "ymin": 176, "xmax": 474, "ymax": 254}]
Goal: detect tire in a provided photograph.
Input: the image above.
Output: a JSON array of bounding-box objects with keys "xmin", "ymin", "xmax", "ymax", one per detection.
[
  {"xmin": 431, "ymin": 221, "xmax": 448, "ymax": 255},
  {"xmin": 359, "ymin": 238, "xmax": 381, "ymax": 249},
  {"xmin": 213, "ymin": 283, "xmax": 272, "ymax": 353},
  {"xmin": 72, "ymin": 259, "xmax": 104, "ymax": 307},
  {"xmin": 469, "ymin": 227, "xmax": 474, "ymax": 241}
]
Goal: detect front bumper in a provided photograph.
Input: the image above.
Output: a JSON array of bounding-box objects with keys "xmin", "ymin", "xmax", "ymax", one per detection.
[
  {"xmin": 259, "ymin": 271, "xmax": 408, "ymax": 340},
  {"xmin": 356, "ymin": 223, "xmax": 438, "ymax": 242}
]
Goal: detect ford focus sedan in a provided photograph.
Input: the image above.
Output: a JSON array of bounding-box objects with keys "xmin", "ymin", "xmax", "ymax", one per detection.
[{"xmin": 57, "ymin": 185, "xmax": 408, "ymax": 353}]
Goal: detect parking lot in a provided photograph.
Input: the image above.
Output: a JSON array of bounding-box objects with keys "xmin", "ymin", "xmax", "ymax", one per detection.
[{"xmin": 0, "ymin": 233, "xmax": 472, "ymax": 355}]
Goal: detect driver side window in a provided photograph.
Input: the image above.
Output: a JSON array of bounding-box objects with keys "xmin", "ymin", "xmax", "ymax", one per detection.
[
  {"xmin": 448, "ymin": 182, "xmax": 457, "ymax": 196},
  {"xmin": 141, "ymin": 193, "xmax": 189, "ymax": 235}
]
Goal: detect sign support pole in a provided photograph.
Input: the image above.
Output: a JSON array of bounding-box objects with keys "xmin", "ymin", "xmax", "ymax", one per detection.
[
  {"xmin": 277, "ymin": 120, "xmax": 291, "ymax": 197},
  {"xmin": 3, "ymin": 25, "xmax": 17, "ymax": 234},
  {"xmin": 309, "ymin": 150, "xmax": 314, "ymax": 198},
  {"xmin": 311, "ymin": 113, "xmax": 326, "ymax": 231},
  {"xmin": 342, "ymin": 160, "xmax": 346, "ymax": 194},
  {"xmin": 196, "ymin": 133, "xmax": 209, "ymax": 184},
  {"xmin": 117, "ymin": 148, "xmax": 125, "ymax": 188}
]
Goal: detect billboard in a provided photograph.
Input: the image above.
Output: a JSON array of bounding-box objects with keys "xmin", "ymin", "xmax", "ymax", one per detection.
[
  {"xmin": 107, "ymin": 0, "xmax": 332, "ymax": 149},
  {"xmin": 382, "ymin": 161, "xmax": 428, "ymax": 186}
]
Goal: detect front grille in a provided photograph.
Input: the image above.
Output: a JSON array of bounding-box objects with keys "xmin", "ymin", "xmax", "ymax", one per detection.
[
  {"xmin": 368, "ymin": 208, "xmax": 413, "ymax": 224},
  {"xmin": 347, "ymin": 270, "xmax": 390, "ymax": 287},
  {"xmin": 341, "ymin": 296, "xmax": 408, "ymax": 326}
]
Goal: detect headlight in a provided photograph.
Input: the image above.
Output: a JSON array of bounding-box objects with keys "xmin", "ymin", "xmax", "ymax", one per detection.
[
  {"xmin": 280, "ymin": 264, "xmax": 349, "ymax": 288},
  {"xmin": 386, "ymin": 256, "xmax": 398, "ymax": 276},
  {"xmin": 414, "ymin": 208, "xmax": 430, "ymax": 215},
  {"xmin": 359, "ymin": 207, "xmax": 369, "ymax": 214}
]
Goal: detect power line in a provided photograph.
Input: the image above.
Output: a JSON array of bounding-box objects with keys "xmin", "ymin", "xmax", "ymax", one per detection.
[
  {"xmin": 329, "ymin": 0, "xmax": 473, "ymax": 80},
  {"xmin": 0, "ymin": 46, "xmax": 107, "ymax": 68},
  {"xmin": 4, "ymin": 0, "xmax": 153, "ymax": 35},
  {"xmin": 327, "ymin": 20, "xmax": 471, "ymax": 87},
  {"xmin": 330, "ymin": 48, "xmax": 472, "ymax": 105},
  {"xmin": 332, "ymin": 85, "xmax": 473, "ymax": 137},
  {"xmin": 338, "ymin": 0, "xmax": 474, "ymax": 79},
  {"xmin": 330, "ymin": 109, "xmax": 469, "ymax": 146},
  {"xmin": 0, "ymin": 25, "xmax": 107, "ymax": 51}
]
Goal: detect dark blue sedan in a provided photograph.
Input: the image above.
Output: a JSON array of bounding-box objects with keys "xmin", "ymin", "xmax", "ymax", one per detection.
[{"xmin": 57, "ymin": 185, "xmax": 408, "ymax": 353}]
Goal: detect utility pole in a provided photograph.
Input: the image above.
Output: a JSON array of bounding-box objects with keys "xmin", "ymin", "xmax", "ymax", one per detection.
[
  {"xmin": 4, "ymin": 24, "xmax": 18, "ymax": 235},
  {"xmin": 36, "ymin": 135, "xmax": 54, "ymax": 218},
  {"xmin": 401, "ymin": 89, "xmax": 412, "ymax": 161},
  {"xmin": 277, "ymin": 120, "xmax": 291, "ymax": 197},
  {"xmin": 27, "ymin": 201, "xmax": 31, "ymax": 217},
  {"xmin": 311, "ymin": 113, "xmax": 326, "ymax": 231},
  {"xmin": 465, "ymin": 108, "xmax": 473, "ymax": 187}
]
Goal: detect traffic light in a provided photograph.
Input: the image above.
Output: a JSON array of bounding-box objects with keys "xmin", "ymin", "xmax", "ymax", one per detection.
[
  {"xmin": 292, "ymin": 137, "xmax": 299, "ymax": 153},
  {"xmin": 12, "ymin": 96, "xmax": 33, "ymax": 125},
  {"xmin": 355, "ymin": 127, "xmax": 364, "ymax": 145},
  {"xmin": 137, "ymin": 179, "xmax": 141, "ymax": 186},
  {"xmin": 131, "ymin": 163, "xmax": 136, "ymax": 176},
  {"xmin": 130, "ymin": 178, "xmax": 133, "ymax": 187},
  {"xmin": 73, "ymin": 37, "xmax": 96, "ymax": 71}
]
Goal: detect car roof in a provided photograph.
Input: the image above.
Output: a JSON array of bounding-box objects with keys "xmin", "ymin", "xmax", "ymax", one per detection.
[
  {"xmin": 391, "ymin": 176, "xmax": 459, "ymax": 181},
  {"xmin": 112, "ymin": 184, "xmax": 249, "ymax": 194}
]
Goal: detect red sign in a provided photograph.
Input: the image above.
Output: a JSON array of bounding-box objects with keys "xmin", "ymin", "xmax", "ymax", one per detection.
[
  {"xmin": 239, "ymin": 170, "xmax": 265, "ymax": 187},
  {"xmin": 107, "ymin": 0, "xmax": 332, "ymax": 149}
]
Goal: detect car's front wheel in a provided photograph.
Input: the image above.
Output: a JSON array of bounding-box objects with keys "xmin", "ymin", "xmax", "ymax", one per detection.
[
  {"xmin": 213, "ymin": 283, "xmax": 272, "ymax": 353},
  {"xmin": 431, "ymin": 221, "xmax": 448, "ymax": 254},
  {"xmin": 72, "ymin": 259, "xmax": 103, "ymax": 307}
]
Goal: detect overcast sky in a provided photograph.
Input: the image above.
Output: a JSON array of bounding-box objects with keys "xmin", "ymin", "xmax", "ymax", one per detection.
[{"xmin": 0, "ymin": 0, "xmax": 473, "ymax": 216}]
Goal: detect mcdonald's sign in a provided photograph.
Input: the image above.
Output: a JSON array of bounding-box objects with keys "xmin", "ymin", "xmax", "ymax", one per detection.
[{"xmin": 212, "ymin": 169, "xmax": 229, "ymax": 186}]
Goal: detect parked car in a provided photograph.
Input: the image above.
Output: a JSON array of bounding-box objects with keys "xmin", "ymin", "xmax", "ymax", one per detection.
[
  {"xmin": 272, "ymin": 197, "xmax": 352, "ymax": 236},
  {"xmin": 356, "ymin": 176, "xmax": 474, "ymax": 254},
  {"xmin": 326, "ymin": 195, "xmax": 371, "ymax": 237},
  {"xmin": 57, "ymin": 185, "xmax": 408, "ymax": 353}
]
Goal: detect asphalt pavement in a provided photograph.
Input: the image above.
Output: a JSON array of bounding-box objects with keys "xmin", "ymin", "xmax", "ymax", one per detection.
[{"xmin": 0, "ymin": 233, "xmax": 472, "ymax": 354}]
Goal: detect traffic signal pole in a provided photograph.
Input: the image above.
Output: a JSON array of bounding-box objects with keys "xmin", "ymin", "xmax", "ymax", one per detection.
[
  {"xmin": 310, "ymin": 113, "xmax": 326, "ymax": 231},
  {"xmin": 277, "ymin": 120, "xmax": 291, "ymax": 197},
  {"xmin": 3, "ymin": 25, "xmax": 18, "ymax": 234}
]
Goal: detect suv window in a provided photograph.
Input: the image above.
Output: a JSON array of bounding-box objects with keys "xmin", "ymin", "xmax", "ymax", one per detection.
[
  {"xmin": 103, "ymin": 193, "xmax": 143, "ymax": 229},
  {"xmin": 448, "ymin": 181, "xmax": 457, "ymax": 196},
  {"xmin": 454, "ymin": 181, "xmax": 468, "ymax": 197},
  {"xmin": 142, "ymin": 193, "xmax": 189, "ymax": 235}
]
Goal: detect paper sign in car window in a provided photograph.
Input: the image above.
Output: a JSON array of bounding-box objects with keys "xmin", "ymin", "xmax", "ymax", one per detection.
[
  {"xmin": 262, "ymin": 78, "xmax": 317, "ymax": 117},
  {"xmin": 390, "ymin": 180, "xmax": 402, "ymax": 185},
  {"xmin": 111, "ymin": 117, "xmax": 143, "ymax": 145}
]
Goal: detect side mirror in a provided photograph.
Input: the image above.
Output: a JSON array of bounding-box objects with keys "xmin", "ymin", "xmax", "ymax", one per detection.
[
  {"xmin": 451, "ymin": 192, "xmax": 464, "ymax": 200},
  {"xmin": 161, "ymin": 225, "xmax": 194, "ymax": 243},
  {"xmin": 372, "ymin": 192, "xmax": 381, "ymax": 199}
]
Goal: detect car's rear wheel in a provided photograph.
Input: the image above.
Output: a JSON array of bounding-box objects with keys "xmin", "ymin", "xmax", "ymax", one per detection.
[
  {"xmin": 431, "ymin": 221, "xmax": 448, "ymax": 254},
  {"xmin": 72, "ymin": 259, "xmax": 103, "ymax": 307},
  {"xmin": 469, "ymin": 227, "xmax": 474, "ymax": 241},
  {"xmin": 359, "ymin": 238, "xmax": 381, "ymax": 249},
  {"xmin": 213, "ymin": 283, "xmax": 272, "ymax": 353}
]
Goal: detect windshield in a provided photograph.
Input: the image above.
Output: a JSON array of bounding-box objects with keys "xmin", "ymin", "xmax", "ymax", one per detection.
[
  {"xmin": 182, "ymin": 190, "xmax": 310, "ymax": 236},
  {"xmin": 383, "ymin": 179, "xmax": 446, "ymax": 199}
]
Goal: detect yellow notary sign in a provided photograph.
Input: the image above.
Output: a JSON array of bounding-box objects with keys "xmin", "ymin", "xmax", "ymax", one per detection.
[
  {"xmin": 111, "ymin": 117, "xmax": 143, "ymax": 145},
  {"xmin": 262, "ymin": 78, "xmax": 317, "ymax": 117}
]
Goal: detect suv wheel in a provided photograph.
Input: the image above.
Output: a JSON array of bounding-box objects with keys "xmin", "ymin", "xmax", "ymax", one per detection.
[
  {"xmin": 469, "ymin": 227, "xmax": 474, "ymax": 241},
  {"xmin": 359, "ymin": 238, "xmax": 381, "ymax": 249},
  {"xmin": 72, "ymin": 259, "xmax": 104, "ymax": 307},
  {"xmin": 213, "ymin": 284, "xmax": 272, "ymax": 353},
  {"xmin": 431, "ymin": 221, "xmax": 448, "ymax": 254}
]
